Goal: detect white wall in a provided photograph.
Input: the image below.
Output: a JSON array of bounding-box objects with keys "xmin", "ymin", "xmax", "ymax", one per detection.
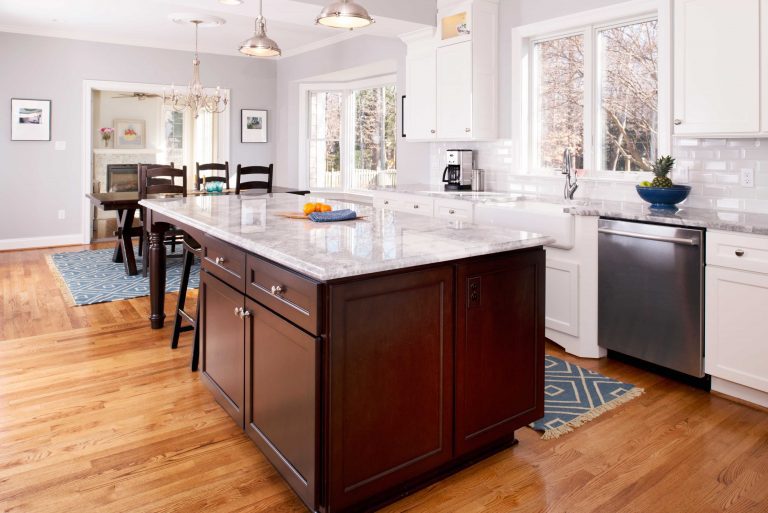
[
  {"xmin": 274, "ymin": 34, "xmax": 432, "ymax": 187},
  {"xmin": 0, "ymin": 31, "xmax": 276, "ymax": 245}
]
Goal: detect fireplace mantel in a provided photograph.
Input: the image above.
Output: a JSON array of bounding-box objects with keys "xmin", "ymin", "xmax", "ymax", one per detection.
[{"xmin": 93, "ymin": 148, "xmax": 161, "ymax": 155}]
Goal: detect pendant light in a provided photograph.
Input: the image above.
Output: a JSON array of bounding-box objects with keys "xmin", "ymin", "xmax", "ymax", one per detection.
[
  {"xmin": 239, "ymin": 0, "xmax": 281, "ymax": 57},
  {"xmin": 316, "ymin": 0, "xmax": 374, "ymax": 30}
]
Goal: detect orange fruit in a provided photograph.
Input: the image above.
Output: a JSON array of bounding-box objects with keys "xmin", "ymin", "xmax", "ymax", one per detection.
[
  {"xmin": 302, "ymin": 203, "xmax": 315, "ymax": 215},
  {"xmin": 320, "ymin": 204, "xmax": 332, "ymax": 212},
  {"xmin": 314, "ymin": 202, "xmax": 325, "ymax": 212}
]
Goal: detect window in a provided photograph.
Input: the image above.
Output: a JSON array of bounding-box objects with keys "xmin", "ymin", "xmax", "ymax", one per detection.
[
  {"xmin": 305, "ymin": 81, "xmax": 397, "ymax": 190},
  {"xmin": 163, "ymin": 109, "xmax": 185, "ymax": 166},
  {"xmin": 530, "ymin": 16, "xmax": 658, "ymax": 172}
]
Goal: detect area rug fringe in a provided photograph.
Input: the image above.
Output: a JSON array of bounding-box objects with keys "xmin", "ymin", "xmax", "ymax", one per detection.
[
  {"xmin": 536, "ymin": 386, "xmax": 645, "ymax": 440},
  {"xmin": 45, "ymin": 254, "xmax": 76, "ymax": 307}
]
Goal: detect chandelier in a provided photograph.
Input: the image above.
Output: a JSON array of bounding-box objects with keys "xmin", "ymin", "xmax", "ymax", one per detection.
[{"xmin": 164, "ymin": 19, "xmax": 228, "ymax": 118}]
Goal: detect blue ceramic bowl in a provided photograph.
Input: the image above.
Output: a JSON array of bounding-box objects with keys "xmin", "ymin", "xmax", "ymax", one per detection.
[{"xmin": 636, "ymin": 185, "xmax": 691, "ymax": 208}]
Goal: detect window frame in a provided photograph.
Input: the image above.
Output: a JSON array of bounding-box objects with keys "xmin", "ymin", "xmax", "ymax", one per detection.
[
  {"xmin": 513, "ymin": 0, "xmax": 671, "ymax": 180},
  {"xmin": 298, "ymin": 74, "xmax": 398, "ymax": 191}
]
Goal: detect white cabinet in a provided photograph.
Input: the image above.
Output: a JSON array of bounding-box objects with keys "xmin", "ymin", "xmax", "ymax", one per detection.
[
  {"xmin": 674, "ymin": 0, "xmax": 761, "ymax": 135},
  {"xmin": 706, "ymin": 231, "xmax": 768, "ymax": 399},
  {"xmin": 401, "ymin": 0, "xmax": 498, "ymax": 142},
  {"xmin": 436, "ymin": 42, "xmax": 473, "ymax": 139},
  {"xmin": 404, "ymin": 31, "xmax": 437, "ymax": 140},
  {"xmin": 374, "ymin": 193, "xmax": 435, "ymax": 217}
]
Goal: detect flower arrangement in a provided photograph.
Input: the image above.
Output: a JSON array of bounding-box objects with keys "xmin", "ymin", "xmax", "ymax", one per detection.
[{"xmin": 99, "ymin": 127, "xmax": 114, "ymax": 147}]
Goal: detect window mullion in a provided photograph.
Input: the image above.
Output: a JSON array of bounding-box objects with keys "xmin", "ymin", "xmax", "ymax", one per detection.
[{"xmin": 583, "ymin": 26, "xmax": 596, "ymax": 173}]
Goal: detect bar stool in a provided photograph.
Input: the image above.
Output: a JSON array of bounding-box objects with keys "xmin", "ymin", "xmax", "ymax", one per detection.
[{"xmin": 171, "ymin": 234, "xmax": 201, "ymax": 371}]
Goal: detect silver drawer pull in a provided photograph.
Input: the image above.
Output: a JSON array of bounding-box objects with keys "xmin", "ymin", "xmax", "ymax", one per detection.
[
  {"xmin": 383, "ymin": 200, "xmax": 389, "ymax": 205},
  {"xmin": 735, "ymin": 249, "xmax": 745, "ymax": 257},
  {"xmin": 215, "ymin": 256, "xmax": 226, "ymax": 265},
  {"xmin": 449, "ymin": 209, "xmax": 456, "ymax": 214},
  {"xmin": 674, "ymin": 119, "xmax": 682, "ymax": 125},
  {"xmin": 430, "ymin": 129, "xmax": 436, "ymax": 134},
  {"xmin": 234, "ymin": 306, "xmax": 241, "ymax": 317},
  {"xmin": 271, "ymin": 285, "xmax": 284, "ymax": 296},
  {"xmin": 238, "ymin": 309, "xmax": 252, "ymax": 319},
  {"xmin": 413, "ymin": 204, "xmax": 419, "ymax": 209}
]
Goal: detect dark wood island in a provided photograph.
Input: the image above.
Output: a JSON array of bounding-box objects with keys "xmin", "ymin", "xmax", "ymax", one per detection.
[{"xmin": 142, "ymin": 194, "xmax": 551, "ymax": 513}]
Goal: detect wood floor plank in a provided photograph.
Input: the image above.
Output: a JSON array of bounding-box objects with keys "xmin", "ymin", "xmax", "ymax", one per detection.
[{"xmin": 1, "ymin": 244, "xmax": 767, "ymax": 512}]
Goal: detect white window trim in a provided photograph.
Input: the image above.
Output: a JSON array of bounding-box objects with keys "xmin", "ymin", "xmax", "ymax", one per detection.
[
  {"xmin": 511, "ymin": 0, "xmax": 672, "ymax": 182},
  {"xmin": 298, "ymin": 74, "xmax": 398, "ymax": 191}
]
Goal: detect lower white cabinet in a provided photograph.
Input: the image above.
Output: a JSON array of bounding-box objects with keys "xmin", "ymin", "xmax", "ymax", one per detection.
[
  {"xmin": 706, "ymin": 231, "xmax": 768, "ymax": 398},
  {"xmin": 374, "ymin": 194, "xmax": 435, "ymax": 217}
]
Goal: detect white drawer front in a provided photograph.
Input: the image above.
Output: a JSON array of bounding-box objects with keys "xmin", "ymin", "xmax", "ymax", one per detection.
[
  {"xmin": 399, "ymin": 198, "xmax": 434, "ymax": 216},
  {"xmin": 373, "ymin": 197, "xmax": 399, "ymax": 210},
  {"xmin": 434, "ymin": 199, "xmax": 473, "ymax": 222},
  {"xmin": 707, "ymin": 230, "xmax": 768, "ymax": 273}
]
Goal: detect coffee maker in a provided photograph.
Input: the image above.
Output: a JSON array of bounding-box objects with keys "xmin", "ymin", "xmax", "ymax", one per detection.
[{"xmin": 442, "ymin": 149, "xmax": 474, "ymax": 191}]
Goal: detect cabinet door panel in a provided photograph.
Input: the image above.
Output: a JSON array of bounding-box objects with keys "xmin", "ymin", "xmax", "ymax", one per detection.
[
  {"xmin": 200, "ymin": 272, "xmax": 245, "ymax": 426},
  {"xmin": 405, "ymin": 49, "xmax": 437, "ymax": 140},
  {"xmin": 436, "ymin": 41, "xmax": 472, "ymax": 139},
  {"xmin": 674, "ymin": 0, "xmax": 760, "ymax": 134},
  {"xmin": 244, "ymin": 299, "xmax": 318, "ymax": 510},
  {"xmin": 705, "ymin": 267, "xmax": 768, "ymax": 392},
  {"xmin": 455, "ymin": 250, "xmax": 546, "ymax": 456},
  {"xmin": 328, "ymin": 267, "xmax": 454, "ymax": 511}
]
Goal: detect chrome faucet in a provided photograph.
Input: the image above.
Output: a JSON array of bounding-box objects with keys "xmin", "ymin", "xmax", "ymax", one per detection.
[{"xmin": 562, "ymin": 148, "xmax": 578, "ymax": 200}]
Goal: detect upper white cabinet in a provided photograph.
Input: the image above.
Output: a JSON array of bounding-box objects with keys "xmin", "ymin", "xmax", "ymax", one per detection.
[
  {"xmin": 673, "ymin": 0, "xmax": 761, "ymax": 135},
  {"xmin": 401, "ymin": 0, "xmax": 498, "ymax": 142}
]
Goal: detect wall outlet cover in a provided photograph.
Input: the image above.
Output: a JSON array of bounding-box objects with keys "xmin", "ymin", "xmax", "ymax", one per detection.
[{"xmin": 740, "ymin": 168, "xmax": 755, "ymax": 188}]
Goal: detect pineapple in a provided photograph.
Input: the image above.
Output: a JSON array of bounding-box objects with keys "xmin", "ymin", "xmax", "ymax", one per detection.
[{"xmin": 651, "ymin": 156, "xmax": 675, "ymax": 188}]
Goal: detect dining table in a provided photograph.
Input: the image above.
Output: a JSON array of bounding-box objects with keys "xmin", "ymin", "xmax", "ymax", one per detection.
[{"xmin": 86, "ymin": 187, "xmax": 310, "ymax": 276}]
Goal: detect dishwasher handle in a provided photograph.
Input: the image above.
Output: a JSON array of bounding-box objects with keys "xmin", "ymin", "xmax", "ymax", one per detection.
[{"xmin": 598, "ymin": 227, "xmax": 700, "ymax": 246}]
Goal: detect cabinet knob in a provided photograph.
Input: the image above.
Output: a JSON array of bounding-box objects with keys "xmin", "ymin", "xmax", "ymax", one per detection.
[
  {"xmin": 215, "ymin": 256, "xmax": 226, "ymax": 265},
  {"xmin": 465, "ymin": 128, "xmax": 471, "ymax": 133},
  {"xmin": 430, "ymin": 129, "xmax": 436, "ymax": 134},
  {"xmin": 271, "ymin": 285, "xmax": 284, "ymax": 296},
  {"xmin": 239, "ymin": 309, "xmax": 252, "ymax": 319},
  {"xmin": 449, "ymin": 209, "xmax": 456, "ymax": 214},
  {"xmin": 735, "ymin": 249, "xmax": 745, "ymax": 257},
  {"xmin": 674, "ymin": 119, "xmax": 682, "ymax": 126},
  {"xmin": 383, "ymin": 200, "xmax": 389, "ymax": 205},
  {"xmin": 234, "ymin": 306, "xmax": 240, "ymax": 317},
  {"xmin": 413, "ymin": 204, "xmax": 419, "ymax": 209}
]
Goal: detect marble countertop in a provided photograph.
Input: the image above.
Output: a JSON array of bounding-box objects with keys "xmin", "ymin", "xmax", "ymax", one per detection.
[
  {"xmin": 140, "ymin": 193, "xmax": 553, "ymax": 282},
  {"xmin": 358, "ymin": 184, "xmax": 768, "ymax": 235}
]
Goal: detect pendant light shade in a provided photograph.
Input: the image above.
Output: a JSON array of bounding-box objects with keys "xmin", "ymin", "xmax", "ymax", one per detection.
[
  {"xmin": 316, "ymin": 0, "xmax": 374, "ymax": 29},
  {"xmin": 239, "ymin": 0, "xmax": 281, "ymax": 57}
]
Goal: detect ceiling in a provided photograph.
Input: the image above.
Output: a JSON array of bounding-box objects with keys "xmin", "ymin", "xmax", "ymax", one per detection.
[{"xmin": 0, "ymin": 0, "xmax": 432, "ymax": 58}]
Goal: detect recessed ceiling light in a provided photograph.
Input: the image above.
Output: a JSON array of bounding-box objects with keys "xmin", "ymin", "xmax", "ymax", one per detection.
[{"xmin": 218, "ymin": 0, "xmax": 243, "ymax": 5}]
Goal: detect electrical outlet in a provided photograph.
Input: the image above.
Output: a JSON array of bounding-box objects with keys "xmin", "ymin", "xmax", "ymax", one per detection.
[
  {"xmin": 740, "ymin": 168, "xmax": 755, "ymax": 188},
  {"xmin": 57, "ymin": 210, "xmax": 66, "ymax": 220}
]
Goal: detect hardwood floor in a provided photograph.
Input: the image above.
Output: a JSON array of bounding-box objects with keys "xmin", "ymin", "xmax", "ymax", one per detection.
[{"xmin": 1, "ymin": 244, "xmax": 767, "ymax": 512}]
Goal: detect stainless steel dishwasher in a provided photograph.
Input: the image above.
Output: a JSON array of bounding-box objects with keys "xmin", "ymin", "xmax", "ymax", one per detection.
[{"xmin": 598, "ymin": 219, "xmax": 705, "ymax": 378}]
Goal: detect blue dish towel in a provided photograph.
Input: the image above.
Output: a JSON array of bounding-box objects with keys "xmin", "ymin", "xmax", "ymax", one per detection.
[{"xmin": 308, "ymin": 209, "xmax": 357, "ymax": 222}]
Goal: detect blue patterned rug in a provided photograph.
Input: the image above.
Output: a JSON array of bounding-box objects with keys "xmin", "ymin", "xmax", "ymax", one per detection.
[
  {"xmin": 47, "ymin": 248, "xmax": 199, "ymax": 306},
  {"xmin": 530, "ymin": 355, "xmax": 644, "ymax": 440}
]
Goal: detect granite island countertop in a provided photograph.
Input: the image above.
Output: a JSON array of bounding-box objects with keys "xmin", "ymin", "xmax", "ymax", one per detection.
[{"xmin": 140, "ymin": 193, "xmax": 553, "ymax": 281}]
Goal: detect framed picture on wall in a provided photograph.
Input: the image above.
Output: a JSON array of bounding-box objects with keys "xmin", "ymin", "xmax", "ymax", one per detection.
[
  {"xmin": 241, "ymin": 109, "xmax": 268, "ymax": 143},
  {"xmin": 11, "ymin": 98, "xmax": 51, "ymax": 141},
  {"xmin": 114, "ymin": 119, "xmax": 146, "ymax": 149}
]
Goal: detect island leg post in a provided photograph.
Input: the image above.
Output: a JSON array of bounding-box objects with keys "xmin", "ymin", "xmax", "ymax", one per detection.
[{"xmin": 149, "ymin": 222, "xmax": 169, "ymax": 329}]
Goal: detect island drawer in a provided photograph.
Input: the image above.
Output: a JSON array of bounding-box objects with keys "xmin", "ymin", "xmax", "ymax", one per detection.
[
  {"xmin": 246, "ymin": 255, "xmax": 321, "ymax": 335},
  {"xmin": 202, "ymin": 235, "xmax": 247, "ymax": 291}
]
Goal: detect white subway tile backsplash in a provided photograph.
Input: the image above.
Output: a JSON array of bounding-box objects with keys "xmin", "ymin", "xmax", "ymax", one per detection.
[{"xmin": 428, "ymin": 138, "xmax": 768, "ymax": 213}]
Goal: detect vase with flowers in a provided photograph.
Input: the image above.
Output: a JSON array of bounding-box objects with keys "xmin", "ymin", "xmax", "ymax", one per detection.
[{"xmin": 99, "ymin": 127, "xmax": 114, "ymax": 148}]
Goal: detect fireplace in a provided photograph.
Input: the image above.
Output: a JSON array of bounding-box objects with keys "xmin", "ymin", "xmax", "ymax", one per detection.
[{"xmin": 107, "ymin": 164, "xmax": 138, "ymax": 192}]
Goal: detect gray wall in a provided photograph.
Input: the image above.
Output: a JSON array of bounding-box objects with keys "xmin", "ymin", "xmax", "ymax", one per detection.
[
  {"xmin": 274, "ymin": 34, "xmax": 432, "ymax": 187},
  {"xmin": 0, "ymin": 31, "xmax": 276, "ymax": 242}
]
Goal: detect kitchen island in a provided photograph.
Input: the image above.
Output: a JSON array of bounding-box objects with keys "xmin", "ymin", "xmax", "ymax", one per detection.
[{"xmin": 141, "ymin": 193, "xmax": 551, "ymax": 513}]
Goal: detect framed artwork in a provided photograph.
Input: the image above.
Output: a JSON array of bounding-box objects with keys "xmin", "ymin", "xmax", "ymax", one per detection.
[
  {"xmin": 11, "ymin": 98, "xmax": 51, "ymax": 141},
  {"xmin": 114, "ymin": 119, "xmax": 146, "ymax": 149},
  {"xmin": 241, "ymin": 109, "xmax": 268, "ymax": 143}
]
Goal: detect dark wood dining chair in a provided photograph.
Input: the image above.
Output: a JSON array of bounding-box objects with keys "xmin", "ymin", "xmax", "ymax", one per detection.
[
  {"xmin": 236, "ymin": 164, "xmax": 273, "ymax": 194},
  {"xmin": 196, "ymin": 162, "xmax": 229, "ymax": 189},
  {"xmin": 139, "ymin": 164, "xmax": 187, "ymax": 277}
]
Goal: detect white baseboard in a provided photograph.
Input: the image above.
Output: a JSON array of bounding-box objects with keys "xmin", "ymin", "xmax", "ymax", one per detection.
[
  {"xmin": 0, "ymin": 234, "xmax": 85, "ymax": 251},
  {"xmin": 711, "ymin": 377, "xmax": 768, "ymax": 409}
]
